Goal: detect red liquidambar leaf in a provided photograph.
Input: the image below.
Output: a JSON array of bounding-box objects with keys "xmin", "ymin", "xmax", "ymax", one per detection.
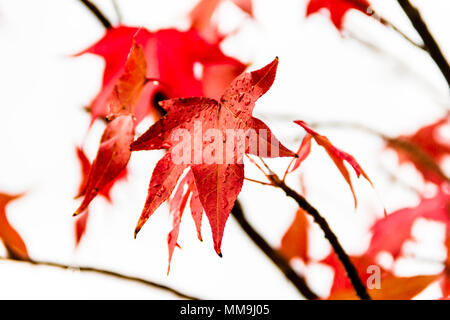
[
  {"xmin": 306, "ymin": 0, "xmax": 371, "ymax": 30},
  {"xmin": 367, "ymin": 192, "xmax": 450, "ymax": 259},
  {"xmin": 168, "ymin": 170, "xmax": 203, "ymax": 244},
  {"xmin": 280, "ymin": 208, "xmax": 310, "ymax": 263},
  {"xmin": 74, "ymin": 115, "xmax": 134, "ymax": 215},
  {"xmin": 131, "ymin": 58, "xmax": 295, "ymax": 255},
  {"xmin": 294, "ymin": 120, "xmax": 373, "ymax": 208},
  {"xmin": 167, "ymin": 173, "xmax": 194, "ymax": 273},
  {"xmin": 387, "ymin": 117, "xmax": 450, "ymax": 185},
  {"xmin": 190, "ymin": 182, "xmax": 204, "ymax": 241},
  {"xmin": 77, "ymin": 26, "xmax": 246, "ymax": 124},
  {"xmin": 75, "ymin": 147, "xmax": 128, "ymax": 203},
  {"xmin": 0, "ymin": 193, "xmax": 28, "ymax": 260},
  {"xmin": 290, "ymin": 133, "xmax": 313, "ymax": 172},
  {"xmin": 75, "ymin": 210, "xmax": 89, "ymax": 247},
  {"xmin": 76, "ymin": 27, "xmax": 153, "ymax": 125},
  {"xmin": 74, "ymin": 147, "xmax": 126, "ymax": 246},
  {"xmin": 107, "ymin": 41, "xmax": 147, "ymax": 120}
]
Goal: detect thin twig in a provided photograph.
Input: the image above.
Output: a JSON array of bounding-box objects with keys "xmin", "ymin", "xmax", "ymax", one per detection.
[
  {"xmin": 374, "ymin": 14, "xmax": 425, "ymax": 51},
  {"xmin": 244, "ymin": 177, "xmax": 274, "ymax": 186},
  {"xmin": 0, "ymin": 256, "xmax": 198, "ymax": 300},
  {"xmin": 112, "ymin": 0, "xmax": 123, "ymax": 23},
  {"xmin": 397, "ymin": 0, "xmax": 450, "ymax": 89},
  {"xmin": 262, "ymin": 173, "xmax": 372, "ymax": 300},
  {"xmin": 79, "ymin": 0, "xmax": 113, "ymax": 29},
  {"xmin": 231, "ymin": 201, "xmax": 319, "ymax": 300}
]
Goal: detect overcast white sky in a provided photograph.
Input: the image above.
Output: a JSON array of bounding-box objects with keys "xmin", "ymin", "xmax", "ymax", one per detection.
[{"xmin": 0, "ymin": 0, "xmax": 448, "ymax": 299}]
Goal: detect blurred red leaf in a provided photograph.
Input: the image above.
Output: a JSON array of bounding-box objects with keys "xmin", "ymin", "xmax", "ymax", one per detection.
[
  {"xmin": 0, "ymin": 193, "xmax": 28, "ymax": 260},
  {"xmin": 367, "ymin": 192, "xmax": 450, "ymax": 259},
  {"xmin": 328, "ymin": 273, "xmax": 438, "ymax": 300},
  {"xmin": 77, "ymin": 26, "xmax": 246, "ymax": 124},
  {"xmin": 306, "ymin": 0, "xmax": 371, "ymax": 30},
  {"xmin": 322, "ymin": 252, "xmax": 374, "ymax": 293},
  {"xmin": 131, "ymin": 58, "xmax": 295, "ymax": 255},
  {"xmin": 441, "ymin": 236, "xmax": 450, "ymax": 297},
  {"xmin": 387, "ymin": 117, "xmax": 450, "ymax": 185},
  {"xmin": 189, "ymin": 0, "xmax": 253, "ymax": 42},
  {"xmin": 322, "ymin": 252, "xmax": 438, "ymax": 300},
  {"xmin": 280, "ymin": 208, "xmax": 310, "ymax": 263}
]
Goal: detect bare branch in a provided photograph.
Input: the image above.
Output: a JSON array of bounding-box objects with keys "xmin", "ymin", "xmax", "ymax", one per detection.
[
  {"xmin": 0, "ymin": 256, "xmax": 198, "ymax": 300},
  {"xmin": 79, "ymin": 0, "xmax": 113, "ymax": 29},
  {"xmin": 397, "ymin": 0, "xmax": 450, "ymax": 89},
  {"xmin": 231, "ymin": 201, "xmax": 319, "ymax": 300}
]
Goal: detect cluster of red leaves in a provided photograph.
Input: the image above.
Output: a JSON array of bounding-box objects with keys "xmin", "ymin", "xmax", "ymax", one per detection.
[
  {"xmin": 280, "ymin": 190, "xmax": 450, "ymax": 299},
  {"xmin": 281, "ymin": 126, "xmax": 450, "ymax": 299},
  {"xmin": 280, "ymin": 118, "xmax": 450, "ymax": 299},
  {"xmin": 72, "ymin": 1, "xmax": 250, "ymax": 245},
  {"xmin": 305, "ymin": 0, "xmax": 372, "ymax": 30}
]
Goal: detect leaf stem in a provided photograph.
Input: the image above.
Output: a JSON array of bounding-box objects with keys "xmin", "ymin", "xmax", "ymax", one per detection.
[
  {"xmin": 231, "ymin": 201, "xmax": 319, "ymax": 300},
  {"xmin": 396, "ymin": 0, "xmax": 450, "ymax": 89},
  {"xmin": 79, "ymin": 0, "xmax": 113, "ymax": 29},
  {"xmin": 0, "ymin": 256, "xmax": 198, "ymax": 299}
]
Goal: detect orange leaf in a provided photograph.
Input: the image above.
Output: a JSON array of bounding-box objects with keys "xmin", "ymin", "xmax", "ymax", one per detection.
[
  {"xmin": 295, "ymin": 120, "xmax": 373, "ymax": 208},
  {"xmin": 0, "ymin": 193, "xmax": 28, "ymax": 260},
  {"xmin": 329, "ymin": 274, "xmax": 438, "ymax": 300},
  {"xmin": 280, "ymin": 208, "xmax": 309, "ymax": 263}
]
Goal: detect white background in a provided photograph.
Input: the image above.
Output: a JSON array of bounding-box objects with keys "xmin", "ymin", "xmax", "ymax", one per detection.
[{"xmin": 0, "ymin": 0, "xmax": 448, "ymax": 299}]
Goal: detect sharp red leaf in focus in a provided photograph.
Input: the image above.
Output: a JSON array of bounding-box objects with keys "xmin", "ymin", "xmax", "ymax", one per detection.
[
  {"xmin": 74, "ymin": 115, "xmax": 134, "ymax": 215},
  {"xmin": 131, "ymin": 58, "xmax": 295, "ymax": 255}
]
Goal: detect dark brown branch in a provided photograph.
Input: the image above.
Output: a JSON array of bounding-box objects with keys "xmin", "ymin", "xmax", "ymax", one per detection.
[
  {"xmin": 79, "ymin": 0, "xmax": 113, "ymax": 29},
  {"xmin": 264, "ymin": 174, "xmax": 371, "ymax": 300},
  {"xmin": 0, "ymin": 256, "xmax": 198, "ymax": 300},
  {"xmin": 231, "ymin": 201, "xmax": 319, "ymax": 300},
  {"xmin": 397, "ymin": 0, "xmax": 450, "ymax": 89}
]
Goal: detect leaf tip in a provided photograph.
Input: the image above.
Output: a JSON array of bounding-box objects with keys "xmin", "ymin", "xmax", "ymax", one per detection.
[{"xmin": 134, "ymin": 227, "xmax": 141, "ymax": 239}]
